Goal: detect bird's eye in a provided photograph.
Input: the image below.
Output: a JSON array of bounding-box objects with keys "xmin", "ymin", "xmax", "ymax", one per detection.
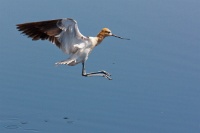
[{"xmin": 107, "ymin": 31, "xmax": 110, "ymax": 33}]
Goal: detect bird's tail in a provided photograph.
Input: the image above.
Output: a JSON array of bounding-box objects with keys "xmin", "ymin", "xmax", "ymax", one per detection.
[{"xmin": 55, "ymin": 59, "xmax": 77, "ymax": 66}]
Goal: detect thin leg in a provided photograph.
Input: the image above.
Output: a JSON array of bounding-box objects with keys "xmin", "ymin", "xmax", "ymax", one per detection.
[{"xmin": 82, "ymin": 63, "xmax": 112, "ymax": 80}]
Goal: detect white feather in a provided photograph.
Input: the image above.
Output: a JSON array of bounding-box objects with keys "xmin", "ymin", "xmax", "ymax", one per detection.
[{"xmin": 55, "ymin": 18, "xmax": 98, "ymax": 66}]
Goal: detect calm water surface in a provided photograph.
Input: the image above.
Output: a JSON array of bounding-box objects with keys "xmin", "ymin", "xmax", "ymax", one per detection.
[{"xmin": 0, "ymin": 0, "xmax": 200, "ymax": 133}]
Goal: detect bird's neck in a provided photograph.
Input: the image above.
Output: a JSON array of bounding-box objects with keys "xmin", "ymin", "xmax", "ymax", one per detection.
[{"xmin": 96, "ymin": 32, "xmax": 105, "ymax": 45}]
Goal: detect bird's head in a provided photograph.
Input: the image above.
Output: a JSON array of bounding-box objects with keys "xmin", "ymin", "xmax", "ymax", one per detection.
[
  {"xmin": 100, "ymin": 28, "xmax": 112, "ymax": 37},
  {"xmin": 100, "ymin": 28, "xmax": 130, "ymax": 40}
]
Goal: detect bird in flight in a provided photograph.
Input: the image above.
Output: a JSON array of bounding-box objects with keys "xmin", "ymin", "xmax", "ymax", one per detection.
[{"xmin": 16, "ymin": 18, "xmax": 129, "ymax": 80}]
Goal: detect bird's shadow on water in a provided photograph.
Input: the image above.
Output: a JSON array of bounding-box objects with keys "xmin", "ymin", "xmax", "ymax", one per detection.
[{"xmin": 0, "ymin": 116, "xmax": 74, "ymax": 132}]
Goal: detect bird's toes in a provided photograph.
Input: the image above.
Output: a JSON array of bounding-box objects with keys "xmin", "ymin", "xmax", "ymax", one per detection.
[
  {"xmin": 101, "ymin": 70, "xmax": 111, "ymax": 76},
  {"xmin": 103, "ymin": 74, "xmax": 112, "ymax": 80},
  {"xmin": 100, "ymin": 70, "xmax": 112, "ymax": 80}
]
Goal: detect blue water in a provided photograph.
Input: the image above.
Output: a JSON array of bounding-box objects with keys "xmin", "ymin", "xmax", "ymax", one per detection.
[{"xmin": 0, "ymin": 0, "xmax": 200, "ymax": 133}]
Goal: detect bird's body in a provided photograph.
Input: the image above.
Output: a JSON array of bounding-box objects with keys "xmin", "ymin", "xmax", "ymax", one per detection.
[
  {"xmin": 57, "ymin": 36, "xmax": 98, "ymax": 66},
  {"xmin": 16, "ymin": 18, "xmax": 129, "ymax": 80}
]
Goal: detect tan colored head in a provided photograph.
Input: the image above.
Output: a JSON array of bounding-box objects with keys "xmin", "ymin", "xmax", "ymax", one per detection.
[
  {"xmin": 97, "ymin": 27, "xmax": 130, "ymax": 39},
  {"xmin": 96, "ymin": 27, "xmax": 130, "ymax": 45},
  {"xmin": 100, "ymin": 28, "xmax": 112, "ymax": 37}
]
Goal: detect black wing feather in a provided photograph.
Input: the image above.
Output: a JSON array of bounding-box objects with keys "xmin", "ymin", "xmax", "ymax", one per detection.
[{"xmin": 16, "ymin": 19, "xmax": 63, "ymax": 48}]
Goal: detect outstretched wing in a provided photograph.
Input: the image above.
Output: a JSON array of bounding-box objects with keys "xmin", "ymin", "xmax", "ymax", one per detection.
[{"xmin": 16, "ymin": 18, "xmax": 88, "ymax": 54}]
